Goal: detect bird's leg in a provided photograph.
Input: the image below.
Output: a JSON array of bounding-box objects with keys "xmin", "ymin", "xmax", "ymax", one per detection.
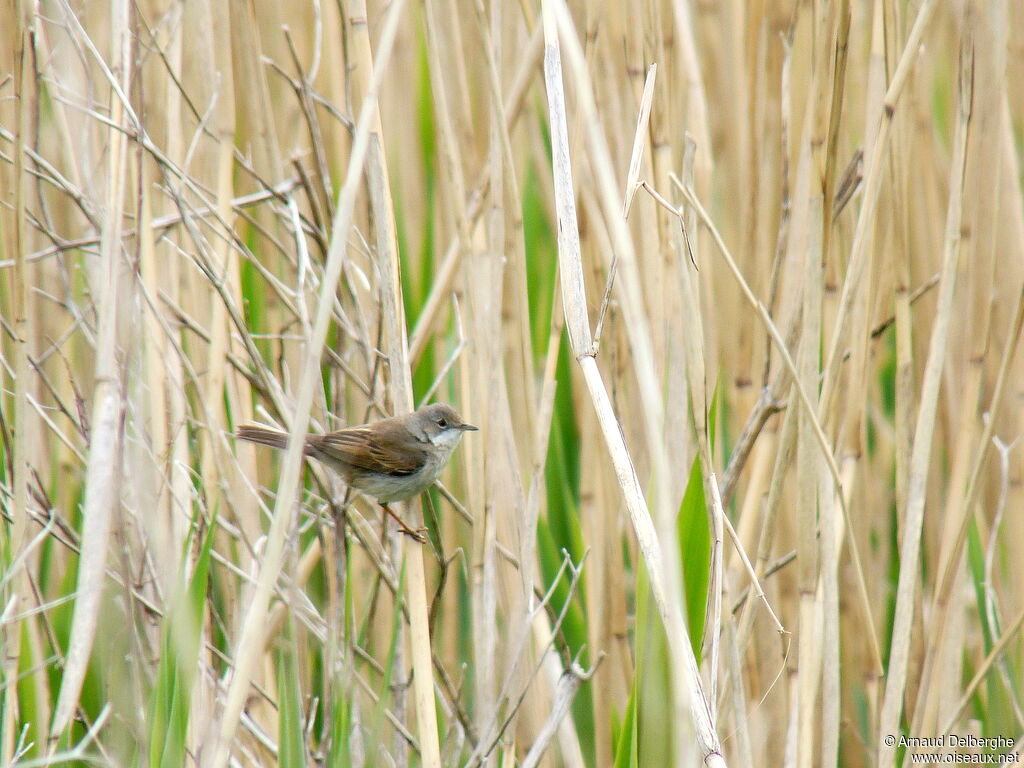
[{"xmin": 380, "ymin": 503, "xmax": 428, "ymax": 543}]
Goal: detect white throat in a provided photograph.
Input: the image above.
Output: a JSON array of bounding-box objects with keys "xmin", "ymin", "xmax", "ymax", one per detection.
[{"xmin": 429, "ymin": 428, "xmax": 464, "ymax": 454}]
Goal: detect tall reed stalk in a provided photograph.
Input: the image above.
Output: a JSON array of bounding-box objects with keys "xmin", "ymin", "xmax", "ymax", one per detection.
[{"xmin": 1, "ymin": 0, "xmax": 1022, "ymax": 765}]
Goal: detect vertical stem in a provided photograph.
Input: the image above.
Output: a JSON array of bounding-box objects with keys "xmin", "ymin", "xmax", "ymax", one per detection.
[
  {"xmin": 3, "ymin": 1, "xmax": 34, "ymax": 759},
  {"xmin": 876, "ymin": 23, "xmax": 974, "ymax": 768},
  {"xmin": 206, "ymin": 2, "xmax": 413, "ymax": 765},
  {"xmin": 49, "ymin": 0, "xmax": 131, "ymax": 743}
]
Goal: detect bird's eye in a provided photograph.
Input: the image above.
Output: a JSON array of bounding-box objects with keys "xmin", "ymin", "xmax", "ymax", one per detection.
[{"xmin": 436, "ymin": 418, "xmax": 448, "ymax": 428}]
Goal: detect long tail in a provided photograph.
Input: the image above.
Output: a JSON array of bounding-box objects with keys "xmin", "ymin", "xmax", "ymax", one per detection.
[{"xmin": 236, "ymin": 425, "xmax": 299, "ymax": 451}]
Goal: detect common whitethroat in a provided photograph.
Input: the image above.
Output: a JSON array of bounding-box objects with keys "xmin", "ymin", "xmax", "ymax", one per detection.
[{"xmin": 236, "ymin": 403, "xmax": 477, "ymax": 541}]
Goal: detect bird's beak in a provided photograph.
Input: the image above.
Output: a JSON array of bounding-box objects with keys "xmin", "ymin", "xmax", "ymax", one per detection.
[{"xmin": 461, "ymin": 422, "xmax": 479, "ymax": 431}]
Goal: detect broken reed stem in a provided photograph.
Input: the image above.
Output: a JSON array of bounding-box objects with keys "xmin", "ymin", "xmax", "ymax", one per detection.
[{"xmin": 541, "ymin": 1, "xmax": 726, "ymax": 763}]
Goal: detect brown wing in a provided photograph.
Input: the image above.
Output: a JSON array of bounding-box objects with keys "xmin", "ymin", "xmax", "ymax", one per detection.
[{"xmin": 310, "ymin": 425, "xmax": 425, "ymax": 476}]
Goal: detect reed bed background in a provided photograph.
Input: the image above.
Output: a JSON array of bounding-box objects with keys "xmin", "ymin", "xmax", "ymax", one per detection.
[{"xmin": 2, "ymin": 0, "xmax": 1023, "ymax": 765}]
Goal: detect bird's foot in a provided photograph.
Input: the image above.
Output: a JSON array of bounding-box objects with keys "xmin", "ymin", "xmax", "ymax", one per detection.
[
  {"xmin": 381, "ymin": 504, "xmax": 429, "ymax": 543},
  {"xmin": 404, "ymin": 526, "xmax": 429, "ymax": 544}
]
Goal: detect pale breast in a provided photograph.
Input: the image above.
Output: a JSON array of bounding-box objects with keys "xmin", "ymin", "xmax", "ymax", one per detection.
[{"xmin": 355, "ymin": 446, "xmax": 452, "ymax": 503}]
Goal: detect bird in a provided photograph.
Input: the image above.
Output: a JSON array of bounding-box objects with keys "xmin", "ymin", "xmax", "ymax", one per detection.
[{"xmin": 236, "ymin": 403, "xmax": 477, "ymax": 541}]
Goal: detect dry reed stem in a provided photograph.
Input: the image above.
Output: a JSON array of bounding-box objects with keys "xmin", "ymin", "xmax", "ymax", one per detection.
[
  {"xmin": 877, "ymin": 23, "xmax": 974, "ymax": 768},
  {"xmin": 910, "ymin": 287, "xmax": 1024, "ymax": 737},
  {"xmin": 910, "ymin": 3, "xmax": 1018, "ymax": 740},
  {"xmin": 2, "ymin": 1, "xmax": 1023, "ymax": 765},
  {"xmin": 541, "ymin": 1, "xmax": 725, "ymax": 764},
  {"xmin": 407, "ymin": 25, "xmax": 544, "ymax": 367},
  {"xmin": 621, "ymin": 63, "xmax": 656, "ymax": 220},
  {"xmin": 674, "ymin": 177, "xmax": 884, "ymax": 677},
  {"xmin": 48, "ymin": 0, "xmax": 131, "ymax": 743},
  {"xmin": 812, "ymin": 7, "xmax": 849, "ymax": 767},
  {"xmin": 796, "ymin": 186, "xmax": 824, "ymax": 768},
  {"xmin": 519, "ymin": 662, "xmax": 592, "ymax": 768},
  {"xmin": 358, "ymin": 14, "xmax": 441, "ymax": 768},
  {"xmin": 819, "ymin": 0, "xmax": 938, "ymax": 415},
  {"xmin": 205, "ymin": 2, "xmax": 408, "ymax": 765},
  {"xmin": 939, "ymin": 600, "xmax": 1024, "ymax": 738},
  {"xmin": 3, "ymin": 4, "xmax": 35, "ymax": 761}
]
